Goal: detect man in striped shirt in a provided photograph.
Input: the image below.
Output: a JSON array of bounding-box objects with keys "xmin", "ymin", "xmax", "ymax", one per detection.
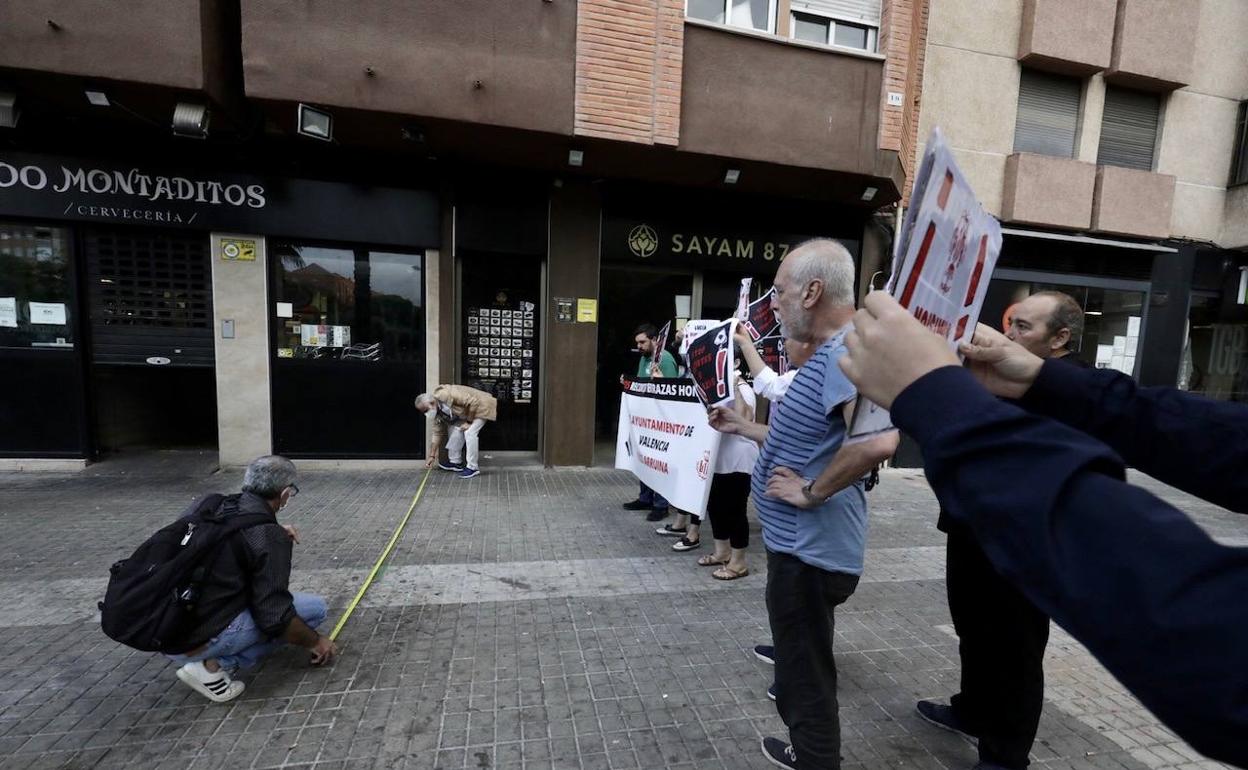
[{"xmin": 722, "ymin": 239, "xmax": 898, "ymax": 768}]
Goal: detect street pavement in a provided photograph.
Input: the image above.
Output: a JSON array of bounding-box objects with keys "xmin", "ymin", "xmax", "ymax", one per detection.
[{"xmin": 0, "ymin": 453, "xmax": 1240, "ymax": 770}]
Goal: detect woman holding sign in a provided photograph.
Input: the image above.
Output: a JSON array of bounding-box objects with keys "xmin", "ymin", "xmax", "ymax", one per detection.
[{"xmin": 695, "ymin": 373, "xmax": 759, "ymax": 579}]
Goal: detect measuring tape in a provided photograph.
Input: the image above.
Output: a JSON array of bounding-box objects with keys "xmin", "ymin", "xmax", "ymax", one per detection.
[{"xmin": 328, "ymin": 467, "xmax": 433, "ymax": 642}]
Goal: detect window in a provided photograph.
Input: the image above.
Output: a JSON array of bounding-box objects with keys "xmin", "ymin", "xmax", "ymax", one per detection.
[
  {"xmin": 1014, "ymin": 69, "xmax": 1082, "ymax": 158},
  {"xmin": 1230, "ymin": 101, "xmax": 1248, "ymax": 187},
  {"xmin": 1098, "ymin": 86, "xmax": 1161, "ymax": 171},
  {"xmin": 687, "ymin": 0, "xmax": 776, "ymax": 33},
  {"xmin": 272, "ymin": 242, "xmax": 424, "ymax": 363},
  {"xmin": 788, "ymin": 1, "xmax": 880, "ymax": 51},
  {"xmin": 0, "ymin": 222, "xmax": 75, "ymax": 350}
]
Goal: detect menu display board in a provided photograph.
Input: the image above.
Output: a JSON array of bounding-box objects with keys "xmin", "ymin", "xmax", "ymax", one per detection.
[{"xmin": 464, "ymin": 300, "xmax": 537, "ymax": 404}]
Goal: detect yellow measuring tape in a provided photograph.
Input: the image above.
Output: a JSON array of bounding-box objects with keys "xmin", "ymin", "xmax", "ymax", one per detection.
[{"xmin": 328, "ymin": 467, "xmax": 433, "ymax": 642}]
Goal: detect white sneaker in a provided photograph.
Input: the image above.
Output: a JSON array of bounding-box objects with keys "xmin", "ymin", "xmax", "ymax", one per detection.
[{"xmin": 175, "ymin": 660, "xmax": 244, "ymax": 703}]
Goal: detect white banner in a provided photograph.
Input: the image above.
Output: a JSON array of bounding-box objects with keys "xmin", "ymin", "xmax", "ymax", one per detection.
[{"xmin": 615, "ymin": 377, "xmax": 722, "ymax": 516}]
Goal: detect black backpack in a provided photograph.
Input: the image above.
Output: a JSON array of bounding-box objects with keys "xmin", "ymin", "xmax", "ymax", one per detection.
[{"xmin": 99, "ymin": 493, "xmax": 273, "ymax": 653}]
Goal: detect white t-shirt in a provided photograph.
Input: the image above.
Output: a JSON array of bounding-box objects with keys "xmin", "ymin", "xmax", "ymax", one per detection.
[
  {"xmin": 753, "ymin": 367, "xmax": 798, "ymax": 401},
  {"xmin": 716, "ymin": 381, "xmax": 760, "ymax": 475}
]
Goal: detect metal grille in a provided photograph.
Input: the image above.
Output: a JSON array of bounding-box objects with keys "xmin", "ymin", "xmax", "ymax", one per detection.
[
  {"xmin": 1098, "ymin": 86, "xmax": 1160, "ymax": 171},
  {"xmin": 85, "ymin": 228, "xmax": 214, "ymax": 366}
]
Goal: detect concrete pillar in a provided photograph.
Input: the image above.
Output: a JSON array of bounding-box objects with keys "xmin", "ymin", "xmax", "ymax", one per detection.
[
  {"xmin": 542, "ymin": 180, "xmax": 601, "ymax": 466},
  {"xmin": 210, "ymin": 233, "xmax": 272, "ymax": 466}
]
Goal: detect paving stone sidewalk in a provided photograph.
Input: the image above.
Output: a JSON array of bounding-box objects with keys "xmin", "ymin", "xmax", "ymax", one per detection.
[{"xmin": 0, "ymin": 454, "xmax": 1239, "ymax": 770}]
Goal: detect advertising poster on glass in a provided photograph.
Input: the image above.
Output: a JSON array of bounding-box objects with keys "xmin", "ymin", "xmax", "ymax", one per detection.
[{"xmin": 742, "ymin": 288, "xmax": 780, "ymax": 342}]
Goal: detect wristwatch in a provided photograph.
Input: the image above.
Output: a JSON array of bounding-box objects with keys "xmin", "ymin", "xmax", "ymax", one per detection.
[{"xmin": 801, "ymin": 479, "xmax": 828, "ymax": 505}]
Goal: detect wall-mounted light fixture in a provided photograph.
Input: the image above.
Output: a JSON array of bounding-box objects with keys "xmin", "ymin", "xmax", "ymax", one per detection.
[
  {"xmin": 0, "ymin": 92, "xmax": 17, "ymax": 128},
  {"xmin": 85, "ymin": 90, "xmax": 110, "ymax": 107},
  {"xmin": 1238, "ymin": 266, "xmax": 1248, "ymax": 305},
  {"xmin": 861, "ymin": 186, "xmax": 878, "ymax": 202},
  {"xmin": 567, "ymin": 149, "xmax": 584, "ymax": 167},
  {"xmin": 297, "ymin": 103, "xmax": 333, "ymax": 141},
  {"xmin": 724, "ymin": 169, "xmax": 740, "ymax": 184},
  {"xmin": 171, "ymin": 102, "xmax": 209, "ymax": 138}
]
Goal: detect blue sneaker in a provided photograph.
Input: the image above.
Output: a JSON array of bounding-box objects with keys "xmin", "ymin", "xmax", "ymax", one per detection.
[
  {"xmin": 767, "ymin": 683, "xmax": 776, "ymax": 701},
  {"xmin": 458, "ymin": 467, "xmax": 481, "ymax": 479},
  {"xmin": 753, "ymin": 645, "xmax": 776, "ymax": 665},
  {"xmin": 438, "ymin": 460, "xmax": 465, "ymax": 472},
  {"xmin": 916, "ymin": 700, "xmax": 979, "ymax": 741}
]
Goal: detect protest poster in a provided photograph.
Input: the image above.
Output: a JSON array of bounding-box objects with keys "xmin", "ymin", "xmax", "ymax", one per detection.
[
  {"xmin": 684, "ymin": 318, "xmax": 738, "ymax": 409},
  {"xmin": 651, "ymin": 320, "xmax": 671, "ymax": 374},
  {"xmin": 735, "ymin": 278, "xmax": 752, "ymax": 320},
  {"xmin": 742, "ymin": 288, "xmax": 780, "ymax": 342},
  {"xmin": 679, "ymin": 319, "xmax": 717, "ymax": 356},
  {"xmin": 758, "ymin": 336, "xmax": 789, "ymax": 375},
  {"xmin": 616, "ymin": 377, "xmax": 722, "ymax": 515},
  {"xmin": 848, "ymin": 128, "xmax": 1003, "ymax": 440}
]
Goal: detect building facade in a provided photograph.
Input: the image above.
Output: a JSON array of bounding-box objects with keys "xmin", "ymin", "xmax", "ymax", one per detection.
[
  {"xmin": 0, "ymin": 0, "xmax": 929, "ymax": 467},
  {"xmin": 913, "ymin": 0, "xmax": 1248, "ymax": 412}
]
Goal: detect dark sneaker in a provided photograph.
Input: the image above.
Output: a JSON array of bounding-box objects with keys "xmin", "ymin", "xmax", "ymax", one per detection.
[
  {"xmin": 437, "ymin": 460, "xmax": 465, "ymax": 472},
  {"xmin": 622, "ymin": 499, "xmax": 650, "ymax": 511},
  {"xmin": 753, "ymin": 644, "xmax": 776, "ymax": 665},
  {"xmin": 972, "ymin": 764, "xmax": 1015, "ymax": 770},
  {"xmin": 916, "ymin": 700, "xmax": 979, "ymax": 741},
  {"xmin": 767, "ymin": 683, "xmax": 777, "ymax": 701},
  {"xmin": 760, "ymin": 737, "xmax": 798, "ymax": 769},
  {"xmin": 645, "ymin": 508, "xmax": 669, "ymax": 522},
  {"xmin": 671, "ymin": 537, "xmax": 700, "ymax": 552},
  {"xmin": 458, "ymin": 468, "xmax": 481, "ymax": 479},
  {"xmin": 655, "ymin": 524, "xmax": 687, "ymax": 537}
]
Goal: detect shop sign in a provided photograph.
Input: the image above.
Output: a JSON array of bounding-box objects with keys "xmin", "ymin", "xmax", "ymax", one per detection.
[
  {"xmin": 603, "ymin": 215, "xmax": 833, "ymax": 271},
  {"xmin": 0, "ymin": 151, "xmax": 439, "ymax": 248}
]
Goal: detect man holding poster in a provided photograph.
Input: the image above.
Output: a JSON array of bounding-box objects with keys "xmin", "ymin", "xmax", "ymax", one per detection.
[{"xmin": 711, "ymin": 240, "xmax": 897, "ymax": 769}]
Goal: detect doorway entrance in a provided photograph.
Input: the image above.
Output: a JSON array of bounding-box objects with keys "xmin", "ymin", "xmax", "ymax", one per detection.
[
  {"xmin": 83, "ymin": 226, "xmax": 218, "ymax": 455},
  {"xmin": 458, "ymin": 252, "xmax": 542, "ymax": 451}
]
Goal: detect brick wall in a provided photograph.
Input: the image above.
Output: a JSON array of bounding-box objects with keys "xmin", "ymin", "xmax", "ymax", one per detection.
[
  {"xmin": 878, "ymin": 0, "xmax": 930, "ymax": 203},
  {"xmin": 575, "ymin": 0, "xmax": 683, "ymax": 145}
]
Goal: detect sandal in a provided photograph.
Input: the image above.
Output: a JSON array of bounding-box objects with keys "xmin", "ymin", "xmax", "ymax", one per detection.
[
  {"xmin": 712, "ymin": 565, "xmax": 750, "ymax": 581},
  {"xmin": 672, "ymin": 537, "xmax": 700, "ymax": 552},
  {"xmin": 697, "ymin": 554, "xmax": 730, "ymax": 567}
]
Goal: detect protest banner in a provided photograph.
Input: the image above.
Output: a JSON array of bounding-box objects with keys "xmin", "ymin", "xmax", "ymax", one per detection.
[
  {"xmin": 684, "ymin": 318, "xmax": 738, "ymax": 409},
  {"xmin": 848, "ymin": 128, "xmax": 1003, "ymax": 440},
  {"xmin": 615, "ymin": 377, "xmax": 721, "ymax": 515},
  {"xmin": 742, "ymin": 288, "xmax": 780, "ymax": 341},
  {"xmin": 735, "ymin": 278, "xmax": 752, "ymax": 320}
]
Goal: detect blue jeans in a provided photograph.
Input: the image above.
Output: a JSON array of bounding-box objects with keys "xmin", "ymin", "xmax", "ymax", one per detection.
[
  {"xmin": 638, "ymin": 481, "xmax": 669, "ymax": 511},
  {"xmin": 166, "ymin": 593, "xmax": 327, "ymax": 672}
]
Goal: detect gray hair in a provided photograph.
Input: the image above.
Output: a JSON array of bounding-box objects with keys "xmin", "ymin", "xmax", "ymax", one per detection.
[
  {"xmin": 1033, "ymin": 290, "xmax": 1085, "ymax": 349},
  {"xmin": 414, "ymin": 393, "xmax": 436, "ymax": 409},
  {"xmin": 241, "ymin": 455, "xmax": 298, "ymax": 499},
  {"xmin": 787, "ymin": 239, "xmax": 856, "ymax": 307}
]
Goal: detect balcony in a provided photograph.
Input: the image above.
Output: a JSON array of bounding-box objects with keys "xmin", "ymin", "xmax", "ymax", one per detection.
[
  {"xmin": 1105, "ymin": 0, "xmax": 1196, "ymax": 91},
  {"xmin": 1092, "ymin": 165, "xmax": 1175, "ymax": 239},
  {"xmin": 678, "ymin": 23, "xmax": 898, "ymax": 185},
  {"xmin": 0, "ymin": 0, "xmax": 232, "ymax": 101},
  {"xmin": 1017, "ymin": 0, "xmax": 1116, "ymax": 76},
  {"xmin": 240, "ymin": 0, "xmax": 577, "ymax": 136},
  {"xmin": 1001, "ymin": 153, "xmax": 1096, "ymax": 230}
]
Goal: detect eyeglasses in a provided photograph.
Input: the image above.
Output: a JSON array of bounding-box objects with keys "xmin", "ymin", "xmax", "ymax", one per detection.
[{"xmin": 287, "ymin": 484, "xmax": 299, "ymax": 498}]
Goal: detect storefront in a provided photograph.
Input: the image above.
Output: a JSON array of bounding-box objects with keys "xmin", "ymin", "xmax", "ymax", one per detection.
[
  {"xmin": 1182, "ymin": 249, "xmax": 1248, "ymax": 403},
  {"xmin": 0, "ymin": 151, "xmax": 439, "ymax": 463}
]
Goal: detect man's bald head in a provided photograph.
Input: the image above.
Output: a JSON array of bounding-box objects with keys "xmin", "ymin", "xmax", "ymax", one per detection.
[{"xmin": 772, "ymin": 239, "xmax": 856, "ymax": 343}]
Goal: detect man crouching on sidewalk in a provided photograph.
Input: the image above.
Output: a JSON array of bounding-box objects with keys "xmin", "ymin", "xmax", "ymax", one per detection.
[{"xmin": 165, "ymin": 456, "xmax": 337, "ymax": 702}]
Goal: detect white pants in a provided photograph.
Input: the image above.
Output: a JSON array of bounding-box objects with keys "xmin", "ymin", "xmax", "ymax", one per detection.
[{"xmin": 445, "ymin": 419, "xmax": 487, "ymax": 469}]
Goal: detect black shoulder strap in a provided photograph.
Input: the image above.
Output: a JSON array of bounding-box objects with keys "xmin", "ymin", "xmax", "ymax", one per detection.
[{"xmin": 191, "ymin": 513, "xmax": 277, "ymax": 586}]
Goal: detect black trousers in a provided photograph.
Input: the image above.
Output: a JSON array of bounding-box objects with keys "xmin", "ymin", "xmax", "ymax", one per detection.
[
  {"xmin": 707, "ymin": 472, "xmax": 751, "ymax": 549},
  {"xmin": 947, "ymin": 524, "xmax": 1050, "ymax": 768},
  {"xmin": 766, "ymin": 550, "xmax": 860, "ymax": 768}
]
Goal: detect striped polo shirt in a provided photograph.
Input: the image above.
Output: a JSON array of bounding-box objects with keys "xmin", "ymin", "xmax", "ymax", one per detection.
[{"xmin": 750, "ymin": 332, "xmax": 869, "ymax": 575}]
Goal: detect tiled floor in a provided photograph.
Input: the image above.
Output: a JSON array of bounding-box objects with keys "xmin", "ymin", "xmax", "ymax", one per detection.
[{"xmin": 0, "ymin": 456, "xmax": 1237, "ymax": 769}]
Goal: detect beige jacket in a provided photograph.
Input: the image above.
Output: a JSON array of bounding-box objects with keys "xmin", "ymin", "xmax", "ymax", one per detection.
[{"xmin": 429, "ymin": 384, "xmax": 498, "ymax": 445}]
